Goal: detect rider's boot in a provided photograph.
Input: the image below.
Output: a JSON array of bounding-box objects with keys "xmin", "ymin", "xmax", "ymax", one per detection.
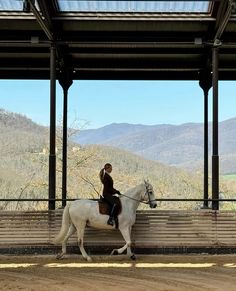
[{"xmin": 107, "ymin": 204, "xmax": 117, "ymax": 226}]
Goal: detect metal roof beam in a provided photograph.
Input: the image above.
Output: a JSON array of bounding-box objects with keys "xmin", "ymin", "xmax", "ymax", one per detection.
[
  {"xmin": 27, "ymin": 0, "xmax": 53, "ymax": 41},
  {"xmin": 200, "ymin": 0, "xmax": 234, "ymax": 80},
  {"xmin": 213, "ymin": 0, "xmax": 235, "ymax": 42},
  {"xmin": 36, "ymin": 0, "xmax": 59, "ymax": 39},
  {"xmin": 26, "ymin": 0, "xmax": 74, "ymax": 79}
]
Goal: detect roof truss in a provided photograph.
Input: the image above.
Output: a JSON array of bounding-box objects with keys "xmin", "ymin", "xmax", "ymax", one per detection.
[{"xmin": 0, "ymin": 0, "xmax": 236, "ymax": 80}]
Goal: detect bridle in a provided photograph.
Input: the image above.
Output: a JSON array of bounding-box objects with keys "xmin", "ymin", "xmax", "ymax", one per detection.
[{"xmin": 142, "ymin": 184, "xmax": 155, "ymax": 206}]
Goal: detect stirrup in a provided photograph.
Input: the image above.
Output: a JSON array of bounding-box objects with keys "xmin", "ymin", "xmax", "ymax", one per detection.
[{"xmin": 107, "ymin": 217, "xmax": 114, "ymax": 226}]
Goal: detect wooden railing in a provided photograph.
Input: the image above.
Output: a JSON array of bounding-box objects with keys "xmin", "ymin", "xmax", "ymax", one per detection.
[{"xmin": 0, "ymin": 210, "xmax": 236, "ymax": 250}]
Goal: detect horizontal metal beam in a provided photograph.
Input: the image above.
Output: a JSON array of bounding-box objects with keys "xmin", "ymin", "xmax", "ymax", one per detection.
[
  {"xmin": 54, "ymin": 14, "xmax": 215, "ymax": 21},
  {"xmin": 0, "ymin": 198, "xmax": 235, "ymax": 202},
  {"xmin": 1, "ymin": 40, "xmax": 236, "ymax": 49}
]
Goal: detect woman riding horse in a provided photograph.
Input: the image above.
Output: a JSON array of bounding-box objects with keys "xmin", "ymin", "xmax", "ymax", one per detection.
[
  {"xmin": 54, "ymin": 180, "xmax": 157, "ymax": 261},
  {"xmin": 99, "ymin": 163, "xmax": 120, "ymax": 226}
]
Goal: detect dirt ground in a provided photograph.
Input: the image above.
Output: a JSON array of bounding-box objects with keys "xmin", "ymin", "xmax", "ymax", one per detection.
[{"xmin": 0, "ymin": 254, "xmax": 236, "ymax": 291}]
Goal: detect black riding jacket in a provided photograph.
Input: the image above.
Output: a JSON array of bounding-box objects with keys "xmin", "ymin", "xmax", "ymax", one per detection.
[{"xmin": 102, "ymin": 172, "xmax": 119, "ymax": 198}]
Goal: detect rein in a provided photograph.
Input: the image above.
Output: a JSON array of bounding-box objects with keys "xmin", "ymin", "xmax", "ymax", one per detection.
[
  {"xmin": 119, "ymin": 187, "xmax": 154, "ymax": 205},
  {"xmin": 119, "ymin": 193, "xmax": 149, "ymax": 204}
]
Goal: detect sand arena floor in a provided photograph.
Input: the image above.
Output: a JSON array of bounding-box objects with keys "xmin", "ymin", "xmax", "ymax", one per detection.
[{"xmin": 0, "ymin": 254, "xmax": 236, "ymax": 290}]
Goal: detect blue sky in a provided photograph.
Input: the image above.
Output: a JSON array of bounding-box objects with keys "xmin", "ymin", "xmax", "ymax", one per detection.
[{"xmin": 0, "ymin": 80, "xmax": 235, "ymax": 129}]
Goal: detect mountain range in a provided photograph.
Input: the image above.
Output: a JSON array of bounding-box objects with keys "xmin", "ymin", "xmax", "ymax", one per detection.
[{"xmin": 73, "ymin": 118, "xmax": 236, "ymax": 174}]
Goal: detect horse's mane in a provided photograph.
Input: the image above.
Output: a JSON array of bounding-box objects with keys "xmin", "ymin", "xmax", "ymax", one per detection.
[{"xmin": 123, "ymin": 182, "xmax": 145, "ymax": 197}]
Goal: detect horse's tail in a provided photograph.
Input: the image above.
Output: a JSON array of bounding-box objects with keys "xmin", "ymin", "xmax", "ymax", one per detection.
[{"xmin": 53, "ymin": 203, "xmax": 71, "ymax": 244}]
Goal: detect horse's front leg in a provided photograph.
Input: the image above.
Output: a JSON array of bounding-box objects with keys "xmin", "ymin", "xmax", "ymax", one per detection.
[
  {"xmin": 126, "ymin": 226, "xmax": 136, "ymax": 260},
  {"xmin": 111, "ymin": 226, "xmax": 135, "ymax": 260}
]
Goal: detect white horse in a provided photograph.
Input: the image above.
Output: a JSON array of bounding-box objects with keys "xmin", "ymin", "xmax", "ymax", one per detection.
[{"xmin": 54, "ymin": 180, "xmax": 157, "ymax": 261}]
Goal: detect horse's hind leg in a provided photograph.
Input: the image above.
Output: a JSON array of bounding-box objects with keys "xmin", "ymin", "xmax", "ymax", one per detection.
[
  {"xmin": 56, "ymin": 224, "xmax": 76, "ymax": 259},
  {"xmin": 76, "ymin": 222, "xmax": 92, "ymax": 262}
]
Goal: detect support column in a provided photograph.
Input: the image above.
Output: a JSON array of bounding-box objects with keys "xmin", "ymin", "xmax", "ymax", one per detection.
[
  {"xmin": 59, "ymin": 70, "xmax": 73, "ymax": 208},
  {"xmin": 62, "ymin": 87, "xmax": 68, "ymax": 208},
  {"xmin": 199, "ymin": 69, "xmax": 212, "ymax": 208},
  {"xmin": 212, "ymin": 46, "xmax": 219, "ymax": 210},
  {"xmin": 48, "ymin": 44, "xmax": 56, "ymax": 210}
]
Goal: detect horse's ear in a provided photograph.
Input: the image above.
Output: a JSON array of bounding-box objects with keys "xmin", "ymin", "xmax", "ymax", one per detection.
[{"xmin": 144, "ymin": 179, "xmax": 149, "ymax": 185}]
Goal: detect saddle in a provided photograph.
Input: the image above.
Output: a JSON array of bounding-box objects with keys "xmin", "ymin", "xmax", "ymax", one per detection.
[{"xmin": 98, "ymin": 196, "xmax": 122, "ymax": 229}]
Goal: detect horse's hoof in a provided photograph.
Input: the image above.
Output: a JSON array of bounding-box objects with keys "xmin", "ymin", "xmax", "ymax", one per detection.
[
  {"xmin": 87, "ymin": 256, "xmax": 92, "ymax": 262},
  {"xmin": 56, "ymin": 253, "xmax": 64, "ymax": 260},
  {"xmin": 130, "ymin": 254, "xmax": 136, "ymax": 260},
  {"xmin": 111, "ymin": 249, "xmax": 118, "ymax": 256}
]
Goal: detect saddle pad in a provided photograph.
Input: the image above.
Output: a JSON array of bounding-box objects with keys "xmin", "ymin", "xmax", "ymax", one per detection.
[{"xmin": 98, "ymin": 196, "xmax": 122, "ymax": 216}]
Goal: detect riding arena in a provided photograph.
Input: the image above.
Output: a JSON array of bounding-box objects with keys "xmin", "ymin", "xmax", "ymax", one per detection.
[{"xmin": 1, "ymin": 0, "xmax": 236, "ymax": 290}]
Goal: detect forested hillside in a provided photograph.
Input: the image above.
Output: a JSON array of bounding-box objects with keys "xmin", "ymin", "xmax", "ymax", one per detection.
[
  {"xmin": 1, "ymin": 109, "xmax": 235, "ymax": 211},
  {"xmin": 0, "ymin": 109, "xmax": 49, "ymax": 210}
]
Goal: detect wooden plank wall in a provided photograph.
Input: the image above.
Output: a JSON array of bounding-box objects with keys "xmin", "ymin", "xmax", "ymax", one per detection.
[{"xmin": 0, "ymin": 210, "xmax": 236, "ymax": 249}]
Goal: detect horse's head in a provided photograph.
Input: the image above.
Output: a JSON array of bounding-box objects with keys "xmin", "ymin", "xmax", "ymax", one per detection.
[{"xmin": 142, "ymin": 180, "xmax": 157, "ymax": 208}]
